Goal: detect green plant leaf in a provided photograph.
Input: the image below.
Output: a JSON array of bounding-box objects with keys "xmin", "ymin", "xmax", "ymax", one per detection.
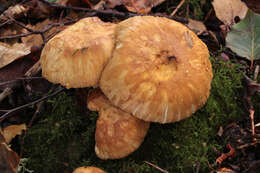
[{"xmin": 226, "ymin": 10, "xmax": 260, "ymax": 60}]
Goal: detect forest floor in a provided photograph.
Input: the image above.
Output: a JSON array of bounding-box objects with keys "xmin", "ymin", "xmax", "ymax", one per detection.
[{"xmin": 0, "ymin": 0, "xmax": 259, "ymax": 173}]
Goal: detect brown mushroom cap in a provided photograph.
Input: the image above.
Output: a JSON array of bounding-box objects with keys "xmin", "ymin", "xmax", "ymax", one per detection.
[
  {"xmin": 100, "ymin": 16, "xmax": 213, "ymax": 123},
  {"xmin": 87, "ymin": 89, "xmax": 150, "ymax": 160},
  {"xmin": 40, "ymin": 17, "xmax": 116, "ymax": 88},
  {"xmin": 73, "ymin": 166, "xmax": 106, "ymax": 173}
]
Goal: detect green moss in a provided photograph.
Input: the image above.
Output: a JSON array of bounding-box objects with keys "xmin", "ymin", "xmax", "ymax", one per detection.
[{"xmin": 22, "ymin": 58, "xmax": 245, "ymax": 173}]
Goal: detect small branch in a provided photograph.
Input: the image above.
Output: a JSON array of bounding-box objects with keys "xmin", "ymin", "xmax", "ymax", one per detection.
[
  {"xmin": 144, "ymin": 161, "xmax": 169, "ymax": 173},
  {"xmin": 216, "ymin": 144, "xmax": 235, "ymax": 165},
  {"xmin": 8, "ymin": 16, "xmax": 35, "ymax": 33},
  {"xmin": 170, "ymin": 0, "xmax": 185, "ymax": 16},
  {"xmin": 0, "ymin": 77, "xmax": 44, "ymax": 87},
  {"xmin": 195, "ymin": 162, "xmax": 201, "ymax": 173},
  {"xmin": 39, "ymin": 0, "xmax": 187, "ymax": 23},
  {"xmin": 0, "ymin": 86, "xmax": 64, "ymax": 123},
  {"xmin": 0, "ymin": 19, "xmax": 78, "ymax": 41},
  {"xmin": 25, "ymin": 61, "xmax": 42, "ymax": 77},
  {"xmin": 0, "ymin": 32, "xmax": 34, "ymax": 40},
  {"xmin": 28, "ymin": 101, "xmax": 44, "ymax": 128},
  {"xmin": 237, "ymin": 140, "xmax": 260, "ymax": 149},
  {"xmin": 0, "ymin": 19, "xmax": 11, "ymax": 28},
  {"xmin": 254, "ymin": 65, "xmax": 259, "ymax": 81},
  {"xmin": 249, "ymin": 109, "xmax": 255, "ymax": 139},
  {"xmin": 0, "ymin": 88, "xmax": 13, "ymax": 102},
  {"xmin": 39, "ymin": 0, "xmax": 136, "ymax": 18}
]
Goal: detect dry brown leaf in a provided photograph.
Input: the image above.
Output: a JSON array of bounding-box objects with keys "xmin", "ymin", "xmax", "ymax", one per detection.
[
  {"xmin": 245, "ymin": 0, "xmax": 260, "ymax": 14},
  {"xmin": 0, "ymin": 24, "xmax": 21, "ymax": 37},
  {"xmin": 56, "ymin": 0, "xmax": 70, "ymax": 5},
  {"xmin": 0, "ymin": 42, "xmax": 31, "ymax": 69},
  {"xmin": 106, "ymin": 0, "xmax": 166, "ymax": 14},
  {"xmin": 0, "ymin": 129, "xmax": 6, "ymax": 143},
  {"xmin": 186, "ymin": 19, "xmax": 207, "ymax": 35},
  {"xmin": 0, "ymin": 4, "xmax": 28, "ymax": 21},
  {"xmin": 217, "ymin": 126, "xmax": 224, "ymax": 137},
  {"xmin": 212, "ymin": 0, "xmax": 248, "ymax": 25},
  {"xmin": 0, "ymin": 143, "xmax": 20, "ymax": 173},
  {"xmin": 2, "ymin": 124, "xmax": 26, "ymax": 144},
  {"xmin": 217, "ymin": 167, "xmax": 238, "ymax": 173},
  {"xmin": 0, "ymin": 23, "xmax": 25, "ymax": 44}
]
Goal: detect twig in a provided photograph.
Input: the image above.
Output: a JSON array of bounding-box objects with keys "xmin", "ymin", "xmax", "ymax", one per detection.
[
  {"xmin": 25, "ymin": 60, "xmax": 41, "ymax": 77},
  {"xmin": 0, "ymin": 19, "xmax": 78, "ymax": 40},
  {"xmin": 28, "ymin": 101, "xmax": 44, "ymax": 128},
  {"xmin": 0, "ymin": 86, "xmax": 64, "ymax": 123},
  {"xmin": 0, "ymin": 19, "xmax": 11, "ymax": 28},
  {"xmin": 144, "ymin": 161, "xmax": 169, "ymax": 173},
  {"xmin": 0, "ymin": 87, "xmax": 13, "ymax": 102},
  {"xmin": 249, "ymin": 109, "xmax": 255, "ymax": 138},
  {"xmin": 20, "ymin": 101, "xmax": 44, "ymax": 157},
  {"xmin": 254, "ymin": 65, "xmax": 259, "ymax": 81},
  {"xmin": 237, "ymin": 140, "xmax": 260, "ymax": 149},
  {"xmin": 195, "ymin": 162, "xmax": 201, "ymax": 173},
  {"xmin": 39, "ymin": 0, "xmax": 136, "ymax": 18},
  {"xmin": 39, "ymin": 0, "xmax": 188, "ymax": 23},
  {"xmin": 0, "ymin": 77, "xmax": 44, "ymax": 87},
  {"xmin": 0, "ymin": 32, "xmax": 34, "ymax": 40},
  {"xmin": 8, "ymin": 16, "xmax": 34, "ymax": 32},
  {"xmin": 170, "ymin": 0, "xmax": 185, "ymax": 16},
  {"xmin": 216, "ymin": 144, "xmax": 235, "ymax": 165},
  {"xmin": 0, "ymin": 110, "xmax": 8, "ymax": 112}
]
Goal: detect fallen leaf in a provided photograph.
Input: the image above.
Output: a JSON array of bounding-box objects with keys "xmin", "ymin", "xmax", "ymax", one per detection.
[
  {"xmin": 0, "ymin": 4, "xmax": 28, "ymax": 21},
  {"xmin": 0, "ymin": 23, "xmax": 26, "ymax": 45},
  {"xmin": 0, "ymin": 42, "xmax": 31, "ymax": 69},
  {"xmin": 0, "ymin": 129, "xmax": 6, "ymax": 143},
  {"xmin": 106, "ymin": 0, "xmax": 166, "ymax": 14},
  {"xmin": 212, "ymin": 0, "xmax": 248, "ymax": 25},
  {"xmin": 226, "ymin": 10, "xmax": 260, "ymax": 61},
  {"xmin": 186, "ymin": 19, "xmax": 207, "ymax": 35},
  {"xmin": 245, "ymin": 0, "xmax": 260, "ymax": 14},
  {"xmin": 0, "ymin": 143, "xmax": 20, "ymax": 173},
  {"xmin": 217, "ymin": 167, "xmax": 238, "ymax": 173},
  {"xmin": 23, "ymin": 0, "xmax": 55, "ymax": 19},
  {"xmin": 2, "ymin": 124, "xmax": 26, "ymax": 144},
  {"xmin": 217, "ymin": 126, "xmax": 224, "ymax": 136}
]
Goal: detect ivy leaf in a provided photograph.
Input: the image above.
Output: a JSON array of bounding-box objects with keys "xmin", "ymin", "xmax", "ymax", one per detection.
[{"xmin": 226, "ymin": 10, "xmax": 260, "ymax": 61}]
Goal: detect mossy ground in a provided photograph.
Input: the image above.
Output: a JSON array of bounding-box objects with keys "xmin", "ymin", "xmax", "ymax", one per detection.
[{"xmin": 20, "ymin": 58, "xmax": 247, "ymax": 173}]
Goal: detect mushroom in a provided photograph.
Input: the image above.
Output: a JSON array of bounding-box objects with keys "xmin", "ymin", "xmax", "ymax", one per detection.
[
  {"xmin": 40, "ymin": 17, "xmax": 116, "ymax": 88},
  {"xmin": 87, "ymin": 88, "xmax": 150, "ymax": 160},
  {"xmin": 73, "ymin": 166, "xmax": 106, "ymax": 173},
  {"xmin": 100, "ymin": 16, "xmax": 213, "ymax": 123},
  {"xmin": 40, "ymin": 16, "xmax": 213, "ymax": 161}
]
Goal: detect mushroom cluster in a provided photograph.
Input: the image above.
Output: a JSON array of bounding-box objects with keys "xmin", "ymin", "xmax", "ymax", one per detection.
[{"xmin": 40, "ymin": 16, "xmax": 213, "ymax": 160}]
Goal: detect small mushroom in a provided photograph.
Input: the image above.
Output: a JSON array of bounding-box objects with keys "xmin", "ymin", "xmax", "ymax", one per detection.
[
  {"xmin": 87, "ymin": 88, "xmax": 150, "ymax": 160},
  {"xmin": 100, "ymin": 16, "xmax": 213, "ymax": 123},
  {"xmin": 73, "ymin": 166, "xmax": 106, "ymax": 173},
  {"xmin": 40, "ymin": 17, "xmax": 116, "ymax": 88}
]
